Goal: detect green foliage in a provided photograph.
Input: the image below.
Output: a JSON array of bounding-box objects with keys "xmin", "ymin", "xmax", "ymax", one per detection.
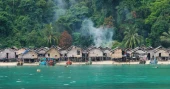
[
  {"xmin": 1, "ymin": 0, "xmax": 170, "ymax": 48},
  {"xmin": 123, "ymin": 25, "xmax": 143, "ymax": 48},
  {"xmin": 160, "ymin": 28, "xmax": 170, "ymax": 47},
  {"xmin": 112, "ymin": 41, "xmax": 122, "ymax": 49}
]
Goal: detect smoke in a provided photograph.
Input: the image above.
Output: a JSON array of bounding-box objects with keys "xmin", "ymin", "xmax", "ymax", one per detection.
[
  {"xmin": 69, "ymin": 0, "xmax": 76, "ymax": 5},
  {"xmin": 54, "ymin": 0, "xmax": 77, "ymax": 21},
  {"xmin": 81, "ymin": 19, "xmax": 114, "ymax": 48},
  {"xmin": 54, "ymin": 0, "xmax": 67, "ymax": 20}
]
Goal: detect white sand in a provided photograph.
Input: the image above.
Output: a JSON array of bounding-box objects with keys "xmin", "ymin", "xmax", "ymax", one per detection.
[
  {"xmin": 0, "ymin": 62, "xmax": 39, "ymax": 66},
  {"xmin": 0, "ymin": 60, "xmax": 170, "ymax": 66},
  {"xmin": 57, "ymin": 60, "xmax": 170, "ymax": 65},
  {"xmin": 0, "ymin": 62, "xmax": 17, "ymax": 66},
  {"xmin": 23, "ymin": 63, "xmax": 39, "ymax": 66},
  {"xmin": 56, "ymin": 61, "xmax": 139, "ymax": 65}
]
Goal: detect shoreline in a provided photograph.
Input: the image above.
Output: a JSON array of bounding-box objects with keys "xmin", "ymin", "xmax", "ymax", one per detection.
[{"xmin": 0, "ymin": 61, "xmax": 170, "ymax": 66}]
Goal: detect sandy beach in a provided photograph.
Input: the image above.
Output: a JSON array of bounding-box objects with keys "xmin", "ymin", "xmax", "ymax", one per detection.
[
  {"xmin": 0, "ymin": 61, "xmax": 170, "ymax": 66},
  {"xmin": 56, "ymin": 60, "xmax": 170, "ymax": 65},
  {"xmin": 0, "ymin": 62, "xmax": 39, "ymax": 66}
]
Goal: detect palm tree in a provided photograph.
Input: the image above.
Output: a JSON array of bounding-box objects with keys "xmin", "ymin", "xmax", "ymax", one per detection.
[
  {"xmin": 123, "ymin": 25, "xmax": 143, "ymax": 48},
  {"xmin": 112, "ymin": 41, "xmax": 122, "ymax": 49},
  {"xmin": 44, "ymin": 23, "xmax": 59, "ymax": 47},
  {"xmin": 160, "ymin": 29, "xmax": 170, "ymax": 43}
]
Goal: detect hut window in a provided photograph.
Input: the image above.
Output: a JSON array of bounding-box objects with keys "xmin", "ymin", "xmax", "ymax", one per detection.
[
  {"xmin": 48, "ymin": 54, "xmax": 50, "ymax": 57},
  {"xmin": 77, "ymin": 50, "xmax": 80, "ymax": 55},
  {"xmin": 55, "ymin": 55, "xmax": 57, "ymax": 57},
  {"xmin": 32, "ymin": 55, "xmax": 34, "ymax": 56}
]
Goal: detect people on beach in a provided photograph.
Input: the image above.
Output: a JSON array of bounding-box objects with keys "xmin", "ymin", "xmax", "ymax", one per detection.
[{"xmin": 17, "ymin": 59, "xmax": 23, "ymax": 66}]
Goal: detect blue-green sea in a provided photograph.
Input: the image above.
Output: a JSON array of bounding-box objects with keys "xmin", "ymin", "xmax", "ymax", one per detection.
[{"xmin": 0, "ymin": 65, "xmax": 170, "ymax": 89}]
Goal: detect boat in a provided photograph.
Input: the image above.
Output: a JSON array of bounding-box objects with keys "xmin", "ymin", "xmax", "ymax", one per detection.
[
  {"xmin": 150, "ymin": 58, "xmax": 158, "ymax": 64},
  {"xmin": 39, "ymin": 58, "xmax": 47, "ymax": 65},
  {"xmin": 66, "ymin": 59, "xmax": 72, "ymax": 65},
  {"xmin": 39, "ymin": 58, "xmax": 55, "ymax": 66},
  {"xmin": 48, "ymin": 59, "xmax": 55, "ymax": 66}
]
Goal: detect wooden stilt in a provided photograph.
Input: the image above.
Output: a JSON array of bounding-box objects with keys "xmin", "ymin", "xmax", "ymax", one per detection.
[{"xmin": 85, "ymin": 54, "xmax": 86, "ymax": 62}]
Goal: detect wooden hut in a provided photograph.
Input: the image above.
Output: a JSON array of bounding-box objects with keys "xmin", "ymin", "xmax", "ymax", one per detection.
[
  {"xmin": 102, "ymin": 47, "xmax": 112, "ymax": 60},
  {"xmin": 15, "ymin": 48, "xmax": 26, "ymax": 59},
  {"xmin": 36, "ymin": 47, "xmax": 49, "ymax": 59},
  {"xmin": 111, "ymin": 47, "xmax": 122, "ymax": 61},
  {"xmin": 131, "ymin": 47, "xmax": 147, "ymax": 61},
  {"xmin": 59, "ymin": 49, "xmax": 68, "ymax": 61},
  {"xmin": 45, "ymin": 46, "xmax": 60, "ymax": 60},
  {"xmin": 88, "ymin": 47, "xmax": 103, "ymax": 61},
  {"xmin": 153, "ymin": 46, "xmax": 169, "ymax": 61},
  {"xmin": 0, "ymin": 48, "xmax": 17, "ymax": 61},
  {"xmin": 146, "ymin": 46, "xmax": 154, "ymax": 60},
  {"xmin": 18, "ymin": 50, "xmax": 38, "ymax": 63},
  {"xmin": 82, "ymin": 48, "xmax": 88, "ymax": 62},
  {"xmin": 67, "ymin": 46, "xmax": 82, "ymax": 62}
]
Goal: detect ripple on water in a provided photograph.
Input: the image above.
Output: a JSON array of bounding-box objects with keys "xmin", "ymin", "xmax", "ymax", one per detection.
[
  {"xmin": 29, "ymin": 74, "xmax": 33, "ymax": 75},
  {"xmin": 64, "ymin": 84, "xmax": 69, "ymax": 86},
  {"xmin": 68, "ymin": 77, "xmax": 71, "ymax": 78},
  {"xmin": 16, "ymin": 81, "xmax": 21, "ymax": 82},
  {"xmin": 58, "ymin": 76, "xmax": 62, "ymax": 78},
  {"xmin": 70, "ymin": 81, "xmax": 76, "ymax": 83}
]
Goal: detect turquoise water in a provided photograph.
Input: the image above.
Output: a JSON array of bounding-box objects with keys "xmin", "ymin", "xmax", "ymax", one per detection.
[{"xmin": 0, "ymin": 65, "xmax": 170, "ymax": 89}]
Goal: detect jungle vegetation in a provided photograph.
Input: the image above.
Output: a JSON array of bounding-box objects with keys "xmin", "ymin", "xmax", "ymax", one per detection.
[{"xmin": 0, "ymin": 0, "xmax": 170, "ymax": 49}]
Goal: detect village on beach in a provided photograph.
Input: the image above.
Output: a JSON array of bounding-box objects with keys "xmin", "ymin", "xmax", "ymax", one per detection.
[{"xmin": 0, "ymin": 45, "xmax": 170, "ymax": 66}]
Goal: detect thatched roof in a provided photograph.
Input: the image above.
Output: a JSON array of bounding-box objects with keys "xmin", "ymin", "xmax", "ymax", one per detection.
[
  {"xmin": 102, "ymin": 47, "xmax": 112, "ymax": 51},
  {"xmin": 67, "ymin": 45, "xmax": 81, "ymax": 51},
  {"xmin": 82, "ymin": 47, "xmax": 88, "ymax": 53},
  {"xmin": 45, "ymin": 46, "xmax": 60, "ymax": 54},
  {"xmin": 1, "ymin": 48, "xmax": 16, "ymax": 53},
  {"xmin": 36, "ymin": 47, "xmax": 49, "ymax": 54},
  {"xmin": 15, "ymin": 48, "xmax": 27, "ymax": 55},
  {"xmin": 87, "ymin": 46, "xmax": 103, "ymax": 52},
  {"xmin": 153, "ymin": 46, "xmax": 167, "ymax": 53}
]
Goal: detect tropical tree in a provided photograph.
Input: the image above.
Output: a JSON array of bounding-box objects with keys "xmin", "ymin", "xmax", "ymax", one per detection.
[
  {"xmin": 123, "ymin": 25, "xmax": 143, "ymax": 48},
  {"xmin": 59, "ymin": 30, "xmax": 73, "ymax": 49},
  {"xmin": 112, "ymin": 41, "xmax": 122, "ymax": 49},
  {"xmin": 44, "ymin": 23, "xmax": 59, "ymax": 47},
  {"xmin": 160, "ymin": 29, "xmax": 170, "ymax": 47}
]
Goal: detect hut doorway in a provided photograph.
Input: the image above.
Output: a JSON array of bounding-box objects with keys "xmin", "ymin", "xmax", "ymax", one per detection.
[
  {"xmin": 147, "ymin": 53, "xmax": 150, "ymax": 60},
  {"xmin": 6, "ymin": 53, "xmax": 9, "ymax": 59},
  {"xmin": 159, "ymin": 53, "xmax": 161, "ymax": 57}
]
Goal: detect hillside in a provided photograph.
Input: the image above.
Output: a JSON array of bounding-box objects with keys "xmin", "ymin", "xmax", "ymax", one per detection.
[{"xmin": 0, "ymin": 0, "xmax": 170, "ymax": 49}]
